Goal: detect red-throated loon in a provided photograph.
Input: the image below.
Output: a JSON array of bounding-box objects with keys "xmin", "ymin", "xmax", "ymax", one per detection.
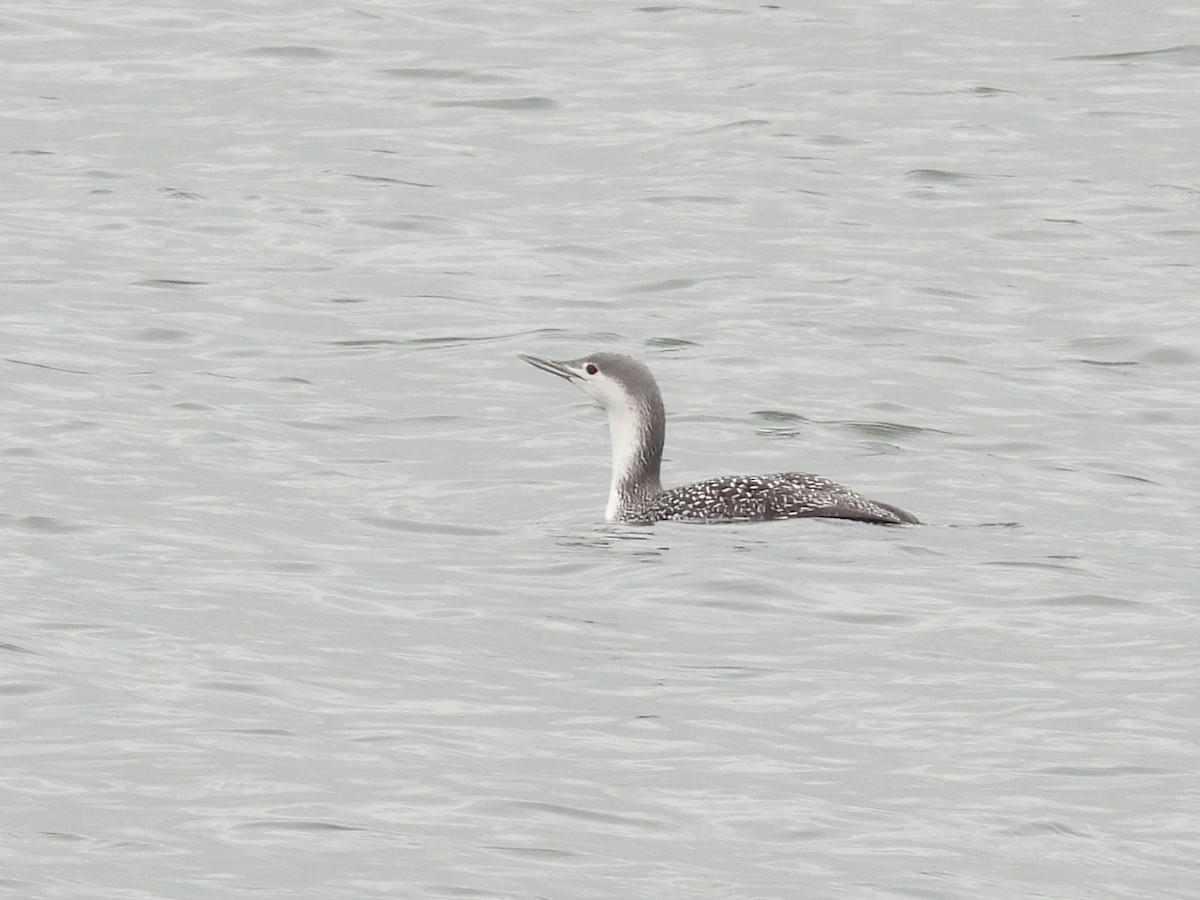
[{"xmin": 516, "ymin": 351, "xmax": 919, "ymax": 525}]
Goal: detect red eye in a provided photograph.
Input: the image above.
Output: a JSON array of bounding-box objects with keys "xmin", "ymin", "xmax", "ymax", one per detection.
[{"xmin": 585, "ymin": 363, "xmax": 598, "ymax": 375}]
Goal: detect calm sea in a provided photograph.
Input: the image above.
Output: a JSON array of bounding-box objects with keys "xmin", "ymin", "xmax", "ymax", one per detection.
[{"xmin": 3, "ymin": 2, "xmax": 1199, "ymax": 897}]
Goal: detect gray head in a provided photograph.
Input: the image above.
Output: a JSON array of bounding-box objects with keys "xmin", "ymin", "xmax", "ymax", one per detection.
[
  {"xmin": 517, "ymin": 351, "xmax": 666, "ymax": 517},
  {"xmin": 516, "ymin": 352, "xmax": 663, "ymax": 411}
]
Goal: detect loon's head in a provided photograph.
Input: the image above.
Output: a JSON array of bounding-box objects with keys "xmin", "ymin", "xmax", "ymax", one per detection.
[{"xmin": 516, "ymin": 351, "xmax": 661, "ymax": 413}]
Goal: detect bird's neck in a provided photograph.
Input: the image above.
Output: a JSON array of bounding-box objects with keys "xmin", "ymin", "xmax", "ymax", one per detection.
[{"xmin": 604, "ymin": 399, "xmax": 664, "ymax": 522}]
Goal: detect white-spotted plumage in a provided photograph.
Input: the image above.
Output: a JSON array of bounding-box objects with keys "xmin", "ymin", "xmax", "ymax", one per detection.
[{"xmin": 517, "ymin": 351, "xmax": 918, "ymax": 526}]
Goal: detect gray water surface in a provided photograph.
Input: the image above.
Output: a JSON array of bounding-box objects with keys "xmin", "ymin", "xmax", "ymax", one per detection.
[{"xmin": 3, "ymin": 2, "xmax": 1199, "ymax": 898}]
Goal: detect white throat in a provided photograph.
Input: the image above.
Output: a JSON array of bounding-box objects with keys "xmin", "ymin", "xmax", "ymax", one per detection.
[
  {"xmin": 605, "ymin": 404, "xmax": 639, "ymax": 521},
  {"xmin": 602, "ymin": 399, "xmax": 661, "ymax": 522}
]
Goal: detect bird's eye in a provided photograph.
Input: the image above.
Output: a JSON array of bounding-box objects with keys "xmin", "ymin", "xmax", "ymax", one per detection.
[{"xmin": 585, "ymin": 363, "xmax": 598, "ymax": 375}]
